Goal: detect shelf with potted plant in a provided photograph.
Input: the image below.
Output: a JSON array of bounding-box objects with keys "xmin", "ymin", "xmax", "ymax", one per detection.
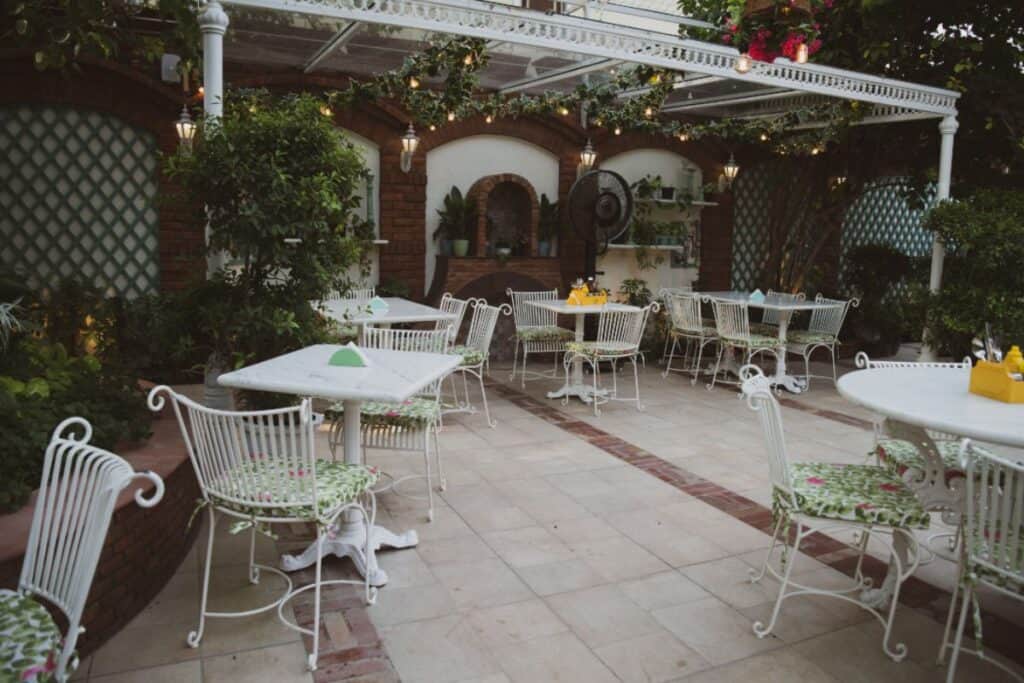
[
  {"xmin": 537, "ymin": 193, "xmax": 560, "ymax": 258},
  {"xmin": 434, "ymin": 185, "xmax": 475, "ymax": 258}
]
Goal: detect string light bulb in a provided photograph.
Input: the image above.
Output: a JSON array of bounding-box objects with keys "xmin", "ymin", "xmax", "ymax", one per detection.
[
  {"xmin": 485, "ymin": 114, "xmax": 493, "ymax": 124},
  {"xmin": 734, "ymin": 53, "xmax": 752, "ymax": 74},
  {"xmin": 447, "ymin": 111, "xmax": 456, "ymax": 122},
  {"xmin": 678, "ymin": 132, "xmax": 689, "ymax": 142},
  {"xmin": 558, "ymin": 106, "xmax": 570, "ymax": 116},
  {"xmin": 644, "ymin": 106, "xmax": 654, "ymax": 118},
  {"xmin": 760, "ymin": 133, "xmax": 769, "ymax": 142},
  {"xmin": 429, "ymin": 124, "xmax": 436, "ymax": 131},
  {"xmin": 408, "ymin": 76, "xmax": 420, "ymax": 89},
  {"xmin": 463, "ymin": 53, "xmax": 474, "ymax": 66},
  {"xmin": 614, "ymin": 126, "xmax": 622, "ymax": 136},
  {"xmin": 795, "ymin": 43, "xmax": 809, "ymax": 64},
  {"xmin": 320, "ymin": 105, "xmax": 332, "ymax": 117}
]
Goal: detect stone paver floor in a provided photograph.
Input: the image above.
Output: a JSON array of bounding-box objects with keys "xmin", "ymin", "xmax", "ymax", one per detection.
[{"xmin": 78, "ymin": 355, "xmax": 1023, "ymax": 682}]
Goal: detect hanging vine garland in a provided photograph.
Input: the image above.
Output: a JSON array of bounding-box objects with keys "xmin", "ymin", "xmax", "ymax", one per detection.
[{"xmin": 324, "ymin": 35, "xmax": 861, "ymax": 155}]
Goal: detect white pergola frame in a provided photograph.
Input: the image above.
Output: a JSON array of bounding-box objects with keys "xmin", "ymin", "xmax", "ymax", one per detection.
[{"xmin": 197, "ymin": 0, "xmax": 959, "ymax": 358}]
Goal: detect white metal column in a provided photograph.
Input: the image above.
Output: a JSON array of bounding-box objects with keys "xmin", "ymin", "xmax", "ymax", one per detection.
[
  {"xmin": 199, "ymin": 1, "xmax": 229, "ymax": 276},
  {"xmin": 919, "ymin": 115, "xmax": 958, "ymax": 361}
]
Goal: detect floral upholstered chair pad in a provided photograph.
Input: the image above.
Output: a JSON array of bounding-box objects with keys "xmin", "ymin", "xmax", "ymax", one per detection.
[
  {"xmin": 0, "ymin": 589, "xmax": 67, "ymax": 683},
  {"xmin": 875, "ymin": 438, "xmax": 969, "ymax": 474},
  {"xmin": 449, "ymin": 345, "xmax": 485, "ymax": 367},
  {"xmin": 207, "ymin": 459, "xmax": 378, "ymax": 521},
  {"xmin": 775, "ymin": 462, "xmax": 930, "ymax": 529},
  {"xmin": 329, "ymin": 397, "xmax": 440, "ymax": 430},
  {"xmin": 516, "ymin": 326, "xmax": 573, "ymax": 342},
  {"xmin": 721, "ymin": 332, "xmax": 779, "ymax": 348},
  {"xmin": 786, "ymin": 330, "xmax": 836, "ymax": 345},
  {"xmin": 566, "ymin": 341, "xmax": 636, "ymax": 359},
  {"xmin": 672, "ymin": 324, "xmax": 718, "ymax": 337}
]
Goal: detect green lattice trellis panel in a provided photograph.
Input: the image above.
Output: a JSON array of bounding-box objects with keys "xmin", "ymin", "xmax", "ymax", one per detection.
[
  {"xmin": 840, "ymin": 178, "xmax": 935, "ymax": 261},
  {"xmin": 0, "ymin": 106, "xmax": 160, "ymax": 299},
  {"xmin": 730, "ymin": 163, "xmax": 774, "ymax": 291}
]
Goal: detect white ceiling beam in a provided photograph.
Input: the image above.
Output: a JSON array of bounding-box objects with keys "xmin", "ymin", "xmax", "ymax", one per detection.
[
  {"xmin": 303, "ymin": 21, "xmax": 362, "ymax": 73},
  {"xmin": 662, "ymin": 88, "xmax": 796, "ymax": 112},
  {"xmin": 500, "ymin": 57, "xmax": 618, "ymax": 93}
]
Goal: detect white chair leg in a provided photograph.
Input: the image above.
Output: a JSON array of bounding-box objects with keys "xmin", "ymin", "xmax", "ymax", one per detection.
[
  {"xmin": 749, "ymin": 515, "xmax": 785, "ymax": 584},
  {"xmin": 945, "ymin": 582, "xmax": 973, "ymax": 682},
  {"xmin": 308, "ymin": 531, "xmax": 325, "ymax": 671},
  {"xmin": 187, "ymin": 507, "xmax": 218, "ymax": 648},
  {"xmin": 509, "ymin": 338, "xmax": 520, "ymax": 381},
  {"xmin": 803, "ymin": 350, "xmax": 812, "ymax": 390},
  {"xmin": 938, "ymin": 566, "xmax": 963, "ymax": 666},
  {"xmin": 477, "ymin": 369, "xmax": 496, "ymax": 428},
  {"xmin": 423, "ymin": 437, "xmax": 435, "ymax": 522},
  {"xmin": 248, "ymin": 524, "xmax": 260, "ymax": 584},
  {"xmin": 433, "ymin": 427, "xmax": 446, "ymax": 491},
  {"xmin": 830, "ymin": 344, "xmax": 838, "ymax": 385},
  {"xmin": 561, "ymin": 353, "xmax": 572, "ymax": 407},
  {"xmin": 707, "ymin": 345, "xmax": 726, "ymax": 390},
  {"xmin": 592, "ymin": 361, "xmax": 601, "ymax": 416},
  {"xmin": 753, "ymin": 522, "xmax": 803, "ymax": 639},
  {"xmin": 691, "ymin": 339, "xmax": 707, "ymax": 386},
  {"xmin": 662, "ymin": 336, "xmax": 678, "ymax": 378},
  {"xmin": 521, "ymin": 348, "xmax": 529, "ymax": 388},
  {"xmin": 632, "ymin": 356, "xmax": 642, "ymax": 411}
]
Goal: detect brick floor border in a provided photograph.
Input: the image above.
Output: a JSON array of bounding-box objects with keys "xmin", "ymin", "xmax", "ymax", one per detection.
[{"xmin": 490, "ymin": 381, "xmax": 1024, "ymax": 669}]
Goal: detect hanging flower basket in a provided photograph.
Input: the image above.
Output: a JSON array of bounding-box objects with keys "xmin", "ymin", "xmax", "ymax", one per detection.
[{"xmin": 722, "ymin": 0, "xmax": 829, "ymax": 64}]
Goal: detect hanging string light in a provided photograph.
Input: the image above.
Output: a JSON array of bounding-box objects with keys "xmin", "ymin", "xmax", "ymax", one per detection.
[
  {"xmin": 734, "ymin": 53, "xmax": 752, "ymax": 74},
  {"xmin": 447, "ymin": 111, "xmax": 456, "ymax": 122},
  {"xmin": 795, "ymin": 43, "xmax": 809, "ymax": 64}
]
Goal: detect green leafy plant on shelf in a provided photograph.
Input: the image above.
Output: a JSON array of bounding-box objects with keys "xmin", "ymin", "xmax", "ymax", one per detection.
[
  {"xmin": 166, "ymin": 89, "xmax": 372, "ymax": 409},
  {"xmin": 537, "ymin": 194, "xmax": 560, "ymax": 257},
  {"xmin": 434, "ymin": 186, "xmax": 476, "ymax": 257}
]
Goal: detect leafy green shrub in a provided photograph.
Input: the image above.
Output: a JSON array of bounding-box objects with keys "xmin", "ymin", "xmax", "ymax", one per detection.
[
  {"xmin": 923, "ymin": 189, "xmax": 1024, "ymax": 357},
  {"xmin": 842, "ymin": 243, "xmax": 925, "ymax": 355},
  {"xmin": 0, "ymin": 336, "xmax": 152, "ymax": 512}
]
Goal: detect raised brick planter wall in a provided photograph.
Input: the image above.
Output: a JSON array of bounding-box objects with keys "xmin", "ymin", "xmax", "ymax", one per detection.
[{"xmin": 0, "ymin": 408, "xmax": 199, "ymax": 657}]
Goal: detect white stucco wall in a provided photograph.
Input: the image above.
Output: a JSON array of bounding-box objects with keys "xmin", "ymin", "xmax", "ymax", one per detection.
[
  {"xmin": 597, "ymin": 148, "xmax": 704, "ymax": 297},
  {"xmin": 342, "ymin": 129, "xmax": 381, "ymax": 288},
  {"xmin": 424, "ymin": 135, "xmax": 560, "ymax": 294}
]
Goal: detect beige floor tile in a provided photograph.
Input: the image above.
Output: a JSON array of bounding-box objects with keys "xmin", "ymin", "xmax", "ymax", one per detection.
[
  {"xmin": 376, "ymin": 548, "xmax": 437, "ymax": 589},
  {"xmin": 418, "ymin": 534, "xmax": 498, "ymax": 566},
  {"xmin": 431, "ymin": 558, "xmax": 535, "ymax": 609},
  {"xmin": 90, "ymin": 660, "xmax": 202, "ymax": 683},
  {"xmin": 90, "ymin": 622, "xmax": 201, "ymax": 676},
  {"xmin": 593, "ymin": 630, "xmax": 711, "ymax": 682},
  {"xmin": 491, "ymin": 631, "xmax": 619, "ymax": 683},
  {"xmin": 382, "ymin": 614, "xmax": 502, "ymax": 683},
  {"xmin": 652, "ymin": 596, "xmax": 785, "ymax": 666},
  {"xmin": 568, "ymin": 535, "xmax": 671, "ymax": 582},
  {"xmin": 199, "ymin": 605, "xmax": 301, "ymax": 657},
  {"xmin": 545, "ymin": 583, "xmax": 663, "ymax": 647},
  {"xmin": 793, "ymin": 622, "xmax": 936, "ymax": 682},
  {"xmin": 482, "ymin": 526, "xmax": 575, "ymax": 568},
  {"xmin": 514, "ymin": 558, "xmax": 608, "ymax": 596},
  {"xmin": 619, "ymin": 570, "xmax": 710, "ymax": 611},
  {"xmin": 680, "ymin": 646, "xmax": 840, "ymax": 683},
  {"xmin": 464, "ymin": 598, "xmax": 568, "ymax": 649},
  {"xmin": 369, "ymin": 582, "xmax": 457, "ymax": 627},
  {"xmin": 545, "ymin": 515, "xmax": 622, "ymax": 543},
  {"xmin": 202, "ymin": 641, "xmax": 313, "ymax": 683},
  {"xmin": 680, "ymin": 557, "xmax": 781, "ymax": 610}
]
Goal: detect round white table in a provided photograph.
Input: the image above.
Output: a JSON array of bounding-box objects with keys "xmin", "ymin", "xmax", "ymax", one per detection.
[{"xmin": 838, "ymin": 366, "xmax": 1023, "ymax": 448}]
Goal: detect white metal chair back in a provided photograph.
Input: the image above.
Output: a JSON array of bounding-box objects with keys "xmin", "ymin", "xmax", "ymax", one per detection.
[
  {"xmin": 465, "ymin": 299, "xmax": 512, "ymax": 359},
  {"xmin": 148, "ymin": 387, "xmax": 318, "ymax": 516},
  {"xmin": 596, "ymin": 302, "xmax": 658, "ymax": 353},
  {"xmin": 20, "ymin": 418, "xmax": 164, "ymax": 677},
  {"xmin": 326, "ymin": 286, "xmax": 375, "ymax": 301},
  {"xmin": 963, "ymin": 442, "xmax": 1024, "ymax": 592},
  {"xmin": 739, "ymin": 366, "xmax": 796, "ymax": 510},
  {"xmin": 362, "ymin": 327, "xmax": 450, "ymax": 397},
  {"xmin": 762, "ymin": 290, "xmax": 805, "ymax": 326},
  {"xmin": 854, "ymin": 352, "xmax": 971, "ymax": 370},
  {"xmin": 658, "ymin": 286, "xmax": 693, "ymax": 312},
  {"xmin": 668, "ymin": 292, "xmax": 704, "ymax": 334},
  {"xmin": 435, "ymin": 292, "xmax": 470, "ymax": 346},
  {"xmin": 506, "ymin": 288, "xmax": 558, "ymax": 329},
  {"xmin": 711, "ymin": 298, "xmax": 753, "ymax": 342},
  {"xmin": 807, "ymin": 294, "xmax": 858, "ymax": 338}
]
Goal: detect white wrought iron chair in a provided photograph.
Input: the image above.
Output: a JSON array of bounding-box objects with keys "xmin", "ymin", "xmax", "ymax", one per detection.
[
  {"xmin": 328, "ymin": 327, "xmax": 449, "ymax": 521},
  {"xmin": 563, "ymin": 302, "xmax": 659, "ymax": 416},
  {"xmin": 324, "ymin": 286, "xmax": 376, "ymax": 341},
  {"xmin": 939, "ymin": 441, "xmax": 1024, "ymax": 682},
  {"xmin": 657, "ymin": 286, "xmax": 693, "ymax": 363},
  {"xmin": 663, "ymin": 291, "xmax": 718, "ymax": 385},
  {"xmin": 446, "ymin": 298, "xmax": 512, "ymax": 428},
  {"xmin": 1, "ymin": 418, "xmax": 163, "ymax": 683},
  {"xmin": 786, "ymin": 294, "xmax": 859, "ymax": 389},
  {"xmin": 148, "ymin": 386, "xmax": 377, "ymax": 672},
  {"xmin": 434, "ymin": 292, "xmax": 471, "ymax": 348},
  {"xmin": 707, "ymin": 297, "xmax": 781, "ymax": 390},
  {"xmin": 740, "ymin": 365, "xmax": 926, "ymax": 662},
  {"xmin": 507, "ymin": 288, "xmax": 573, "ymax": 387},
  {"xmin": 751, "ymin": 289, "xmax": 805, "ymax": 335}
]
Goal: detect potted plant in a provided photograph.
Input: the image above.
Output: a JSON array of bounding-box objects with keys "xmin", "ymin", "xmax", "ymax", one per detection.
[
  {"xmin": 435, "ymin": 186, "xmax": 475, "ymax": 257},
  {"xmin": 537, "ymin": 194, "xmax": 560, "ymax": 257},
  {"xmin": 167, "ymin": 89, "xmax": 370, "ymax": 409},
  {"xmin": 495, "ymin": 238, "xmax": 513, "ymax": 259}
]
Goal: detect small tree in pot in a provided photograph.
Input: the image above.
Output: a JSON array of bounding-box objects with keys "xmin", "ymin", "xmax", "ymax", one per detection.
[
  {"xmin": 435, "ymin": 186, "xmax": 476, "ymax": 257},
  {"xmin": 167, "ymin": 89, "xmax": 371, "ymax": 409}
]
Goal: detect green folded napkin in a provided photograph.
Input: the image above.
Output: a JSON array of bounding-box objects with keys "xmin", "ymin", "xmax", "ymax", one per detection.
[{"xmin": 328, "ymin": 343, "xmax": 369, "ymax": 367}]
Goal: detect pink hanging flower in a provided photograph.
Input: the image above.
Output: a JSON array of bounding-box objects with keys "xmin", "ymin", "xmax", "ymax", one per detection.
[
  {"xmin": 722, "ymin": 33, "xmax": 733, "ymax": 43},
  {"xmin": 806, "ymin": 476, "xmax": 826, "ymax": 486}
]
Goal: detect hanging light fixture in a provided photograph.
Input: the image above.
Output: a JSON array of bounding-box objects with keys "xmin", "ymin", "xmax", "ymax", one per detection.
[
  {"xmin": 579, "ymin": 139, "xmax": 597, "ymax": 174},
  {"xmin": 721, "ymin": 153, "xmax": 740, "ymax": 188},
  {"xmin": 175, "ymin": 105, "xmax": 196, "ymax": 151},
  {"xmin": 400, "ymin": 123, "xmax": 419, "ymax": 173},
  {"xmin": 795, "ymin": 43, "xmax": 809, "ymax": 64},
  {"xmin": 734, "ymin": 53, "xmax": 752, "ymax": 74}
]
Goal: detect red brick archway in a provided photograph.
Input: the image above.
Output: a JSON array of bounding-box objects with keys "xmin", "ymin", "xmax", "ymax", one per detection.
[{"xmin": 465, "ymin": 173, "xmax": 540, "ymax": 257}]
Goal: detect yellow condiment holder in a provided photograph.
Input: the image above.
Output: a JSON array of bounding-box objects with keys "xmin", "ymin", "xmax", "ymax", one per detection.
[
  {"xmin": 566, "ymin": 285, "xmax": 608, "ymax": 306},
  {"xmin": 969, "ymin": 360, "xmax": 1024, "ymax": 404}
]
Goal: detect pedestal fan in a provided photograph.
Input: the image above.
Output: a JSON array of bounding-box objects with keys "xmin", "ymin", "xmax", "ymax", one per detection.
[{"xmin": 567, "ymin": 169, "xmax": 633, "ymax": 281}]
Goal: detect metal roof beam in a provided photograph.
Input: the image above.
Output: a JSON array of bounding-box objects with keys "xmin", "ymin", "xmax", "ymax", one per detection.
[
  {"xmin": 303, "ymin": 21, "xmax": 362, "ymax": 73},
  {"xmin": 662, "ymin": 88, "xmax": 796, "ymax": 112},
  {"xmin": 500, "ymin": 57, "xmax": 618, "ymax": 93}
]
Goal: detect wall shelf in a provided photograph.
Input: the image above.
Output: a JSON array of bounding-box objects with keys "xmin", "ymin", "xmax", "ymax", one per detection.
[
  {"xmin": 636, "ymin": 199, "xmax": 719, "ymax": 207},
  {"xmin": 605, "ymin": 243, "xmax": 689, "ymax": 251}
]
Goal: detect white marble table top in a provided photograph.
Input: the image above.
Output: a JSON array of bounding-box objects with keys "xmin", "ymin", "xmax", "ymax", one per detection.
[
  {"xmin": 317, "ymin": 297, "xmax": 456, "ymax": 325},
  {"xmin": 218, "ymin": 344, "xmax": 461, "ymax": 403},
  {"xmin": 527, "ymin": 300, "xmax": 639, "ymax": 315},
  {"xmin": 703, "ymin": 291, "xmax": 835, "ymax": 311},
  {"xmin": 838, "ymin": 366, "xmax": 1024, "ymax": 448}
]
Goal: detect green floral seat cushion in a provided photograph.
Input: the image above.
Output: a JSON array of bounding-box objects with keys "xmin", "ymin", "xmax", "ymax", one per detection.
[
  {"xmin": 0, "ymin": 589, "xmax": 66, "ymax": 683},
  {"xmin": 750, "ymin": 322, "xmax": 777, "ymax": 334},
  {"xmin": 671, "ymin": 325, "xmax": 717, "ymax": 337},
  {"xmin": 721, "ymin": 332, "xmax": 779, "ymax": 348},
  {"xmin": 876, "ymin": 438, "xmax": 964, "ymax": 473},
  {"xmin": 516, "ymin": 325, "xmax": 574, "ymax": 342},
  {"xmin": 449, "ymin": 345, "xmax": 485, "ymax": 367},
  {"xmin": 329, "ymin": 397, "xmax": 440, "ymax": 430},
  {"xmin": 209, "ymin": 459, "xmax": 378, "ymax": 522},
  {"xmin": 786, "ymin": 330, "xmax": 836, "ymax": 345},
  {"xmin": 775, "ymin": 462, "xmax": 930, "ymax": 529},
  {"xmin": 566, "ymin": 340, "xmax": 636, "ymax": 359}
]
